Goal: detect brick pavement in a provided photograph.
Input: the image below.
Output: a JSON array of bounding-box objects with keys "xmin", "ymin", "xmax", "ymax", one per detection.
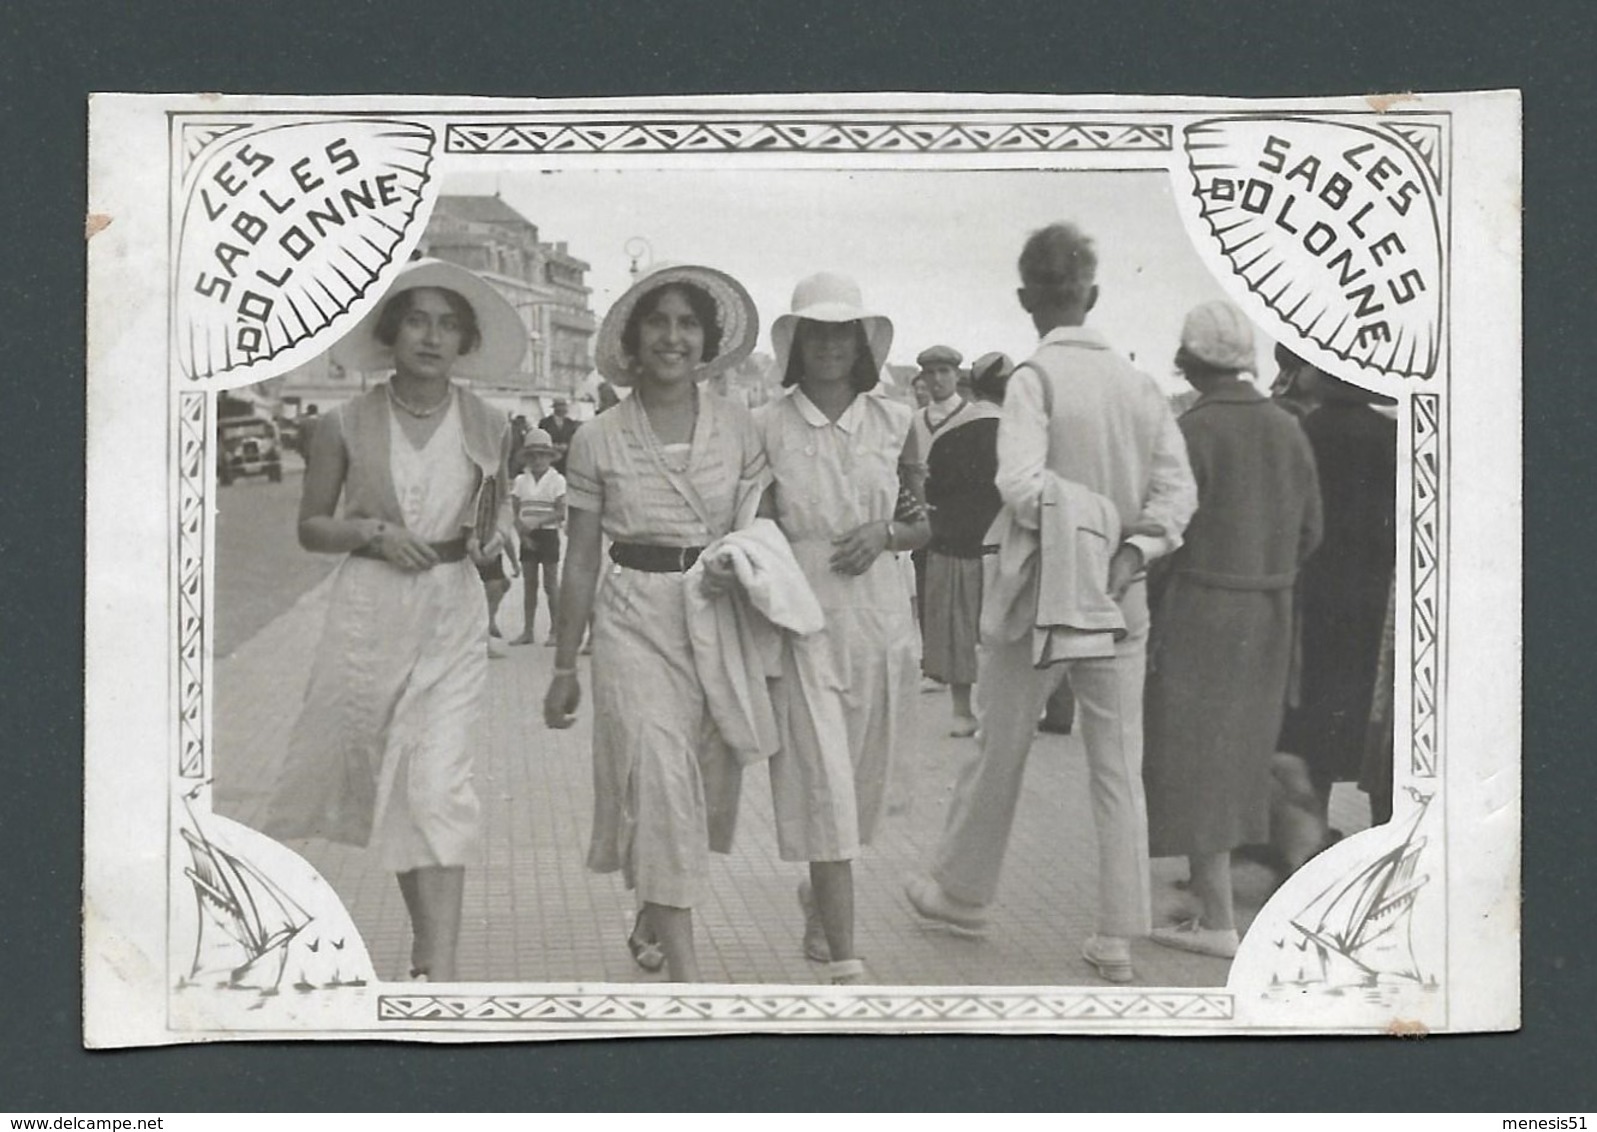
[{"xmin": 213, "ymin": 572, "xmax": 1370, "ymax": 988}]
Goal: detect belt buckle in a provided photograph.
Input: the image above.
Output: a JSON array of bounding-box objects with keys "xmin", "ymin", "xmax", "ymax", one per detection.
[{"xmin": 676, "ymin": 546, "xmax": 692, "ymax": 572}]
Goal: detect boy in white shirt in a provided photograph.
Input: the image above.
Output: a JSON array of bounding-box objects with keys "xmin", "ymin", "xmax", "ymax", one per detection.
[{"xmin": 508, "ymin": 428, "xmax": 567, "ymax": 646}]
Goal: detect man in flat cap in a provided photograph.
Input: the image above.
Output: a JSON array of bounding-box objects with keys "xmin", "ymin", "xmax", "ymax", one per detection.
[
  {"xmin": 909, "ymin": 222, "xmax": 1197, "ymax": 984},
  {"xmin": 908, "ymin": 343, "xmax": 1005, "ymax": 734}
]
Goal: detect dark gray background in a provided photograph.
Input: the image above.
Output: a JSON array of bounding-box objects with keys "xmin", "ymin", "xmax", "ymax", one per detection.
[{"xmin": 5, "ymin": 0, "xmax": 1588, "ymax": 1111}]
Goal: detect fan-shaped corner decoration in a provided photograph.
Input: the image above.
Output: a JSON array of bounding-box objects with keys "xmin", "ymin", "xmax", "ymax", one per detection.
[
  {"xmin": 1183, "ymin": 117, "xmax": 1443, "ymax": 381},
  {"xmin": 173, "ymin": 119, "xmax": 435, "ymax": 382}
]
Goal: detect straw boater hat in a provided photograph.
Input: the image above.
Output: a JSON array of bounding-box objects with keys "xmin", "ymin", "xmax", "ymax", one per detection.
[
  {"xmin": 593, "ymin": 264, "xmax": 759, "ymax": 387},
  {"xmin": 771, "ymin": 272, "xmax": 895, "ymax": 379},
  {"xmin": 331, "ymin": 258, "xmax": 528, "ymax": 380}
]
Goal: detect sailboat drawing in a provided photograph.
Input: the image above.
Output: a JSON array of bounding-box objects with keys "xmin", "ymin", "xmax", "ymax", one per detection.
[
  {"xmin": 179, "ymin": 819, "xmax": 312, "ymax": 995},
  {"xmin": 1287, "ymin": 797, "xmax": 1432, "ymax": 987}
]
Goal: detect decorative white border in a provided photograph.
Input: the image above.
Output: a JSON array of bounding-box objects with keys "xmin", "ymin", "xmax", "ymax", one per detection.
[
  {"xmin": 154, "ymin": 100, "xmax": 1464, "ymax": 1037},
  {"xmin": 375, "ymin": 989, "xmax": 1234, "ymax": 1026}
]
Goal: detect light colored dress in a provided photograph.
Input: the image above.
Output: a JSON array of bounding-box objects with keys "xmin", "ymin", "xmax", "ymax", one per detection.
[
  {"xmin": 756, "ymin": 387, "xmax": 920, "ymax": 842},
  {"xmin": 267, "ymin": 387, "xmax": 494, "ymax": 872},
  {"xmin": 565, "ymin": 392, "xmax": 768, "ymax": 909}
]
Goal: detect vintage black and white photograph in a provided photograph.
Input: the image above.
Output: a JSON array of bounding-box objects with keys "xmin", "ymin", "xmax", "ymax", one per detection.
[{"xmin": 83, "ymin": 92, "xmax": 1520, "ymax": 1044}]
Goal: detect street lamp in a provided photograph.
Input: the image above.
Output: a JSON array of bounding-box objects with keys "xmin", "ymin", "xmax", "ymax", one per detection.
[{"xmin": 625, "ymin": 236, "xmax": 654, "ymax": 280}]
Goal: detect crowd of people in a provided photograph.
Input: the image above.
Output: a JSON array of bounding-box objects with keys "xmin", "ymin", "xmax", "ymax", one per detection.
[{"xmin": 262, "ymin": 220, "xmax": 1396, "ymax": 986}]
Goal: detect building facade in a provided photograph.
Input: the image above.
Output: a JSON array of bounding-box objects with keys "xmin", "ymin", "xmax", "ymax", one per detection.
[{"xmin": 420, "ymin": 195, "xmax": 598, "ymax": 397}]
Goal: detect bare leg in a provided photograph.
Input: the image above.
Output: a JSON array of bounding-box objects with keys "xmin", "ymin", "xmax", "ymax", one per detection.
[
  {"xmin": 948, "ymin": 682, "xmax": 978, "ymax": 737},
  {"xmin": 402, "ymin": 865, "xmax": 466, "ymax": 981},
  {"xmin": 809, "ymin": 860, "xmax": 856, "ymax": 964},
  {"xmin": 513, "ymin": 556, "xmax": 538, "ymax": 643},
  {"xmin": 1187, "ymin": 852, "xmax": 1235, "ymax": 932},
  {"xmin": 646, "ymin": 902, "xmax": 699, "ymax": 982},
  {"xmin": 483, "ymin": 578, "xmax": 508, "ymax": 637},
  {"xmin": 396, "ymin": 870, "xmax": 427, "ymax": 977},
  {"xmin": 543, "ymin": 560, "xmax": 561, "ymax": 643}
]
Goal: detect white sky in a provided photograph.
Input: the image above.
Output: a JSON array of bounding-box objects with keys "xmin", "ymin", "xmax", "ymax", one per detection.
[{"xmin": 443, "ymin": 168, "xmax": 1267, "ymax": 393}]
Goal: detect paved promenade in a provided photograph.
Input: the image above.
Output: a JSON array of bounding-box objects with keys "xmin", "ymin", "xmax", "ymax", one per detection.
[{"xmin": 213, "ymin": 571, "xmax": 1369, "ymax": 988}]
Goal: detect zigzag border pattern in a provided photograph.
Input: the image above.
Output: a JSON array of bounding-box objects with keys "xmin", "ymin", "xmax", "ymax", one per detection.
[
  {"xmin": 1411, "ymin": 393, "xmax": 1440, "ymax": 777},
  {"xmin": 177, "ymin": 393, "xmax": 208, "ymax": 777},
  {"xmin": 444, "ymin": 121, "xmax": 1173, "ymax": 156},
  {"xmin": 376, "ymin": 990, "xmax": 1233, "ymax": 1027}
]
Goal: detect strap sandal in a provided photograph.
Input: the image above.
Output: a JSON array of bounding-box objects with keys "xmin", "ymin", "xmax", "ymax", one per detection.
[
  {"xmin": 626, "ymin": 910, "xmax": 666, "ymax": 973},
  {"xmin": 797, "ymin": 880, "xmax": 831, "ymax": 963},
  {"xmin": 827, "ymin": 958, "xmax": 867, "ymax": 985}
]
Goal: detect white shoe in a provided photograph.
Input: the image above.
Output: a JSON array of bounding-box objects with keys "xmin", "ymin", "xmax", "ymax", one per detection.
[
  {"xmin": 1081, "ymin": 934, "xmax": 1135, "ymax": 983},
  {"xmin": 1150, "ymin": 920, "xmax": 1239, "ymax": 959}
]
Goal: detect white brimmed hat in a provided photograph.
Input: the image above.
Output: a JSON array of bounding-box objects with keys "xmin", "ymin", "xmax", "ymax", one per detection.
[
  {"xmin": 771, "ymin": 272, "xmax": 894, "ymax": 380},
  {"xmin": 330, "ymin": 258, "xmax": 528, "ymax": 380},
  {"xmin": 593, "ymin": 264, "xmax": 759, "ymax": 387}
]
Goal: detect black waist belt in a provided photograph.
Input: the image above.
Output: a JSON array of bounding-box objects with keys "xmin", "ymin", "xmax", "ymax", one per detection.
[
  {"xmin": 352, "ymin": 535, "xmax": 469, "ymax": 565},
  {"xmin": 610, "ymin": 542, "xmax": 705, "ymax": 573}
]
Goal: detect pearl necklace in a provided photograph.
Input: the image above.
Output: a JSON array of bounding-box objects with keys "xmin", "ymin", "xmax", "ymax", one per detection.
[{"xmin": 388, "ymin": 382, "xmax": 451, "ymax": 419}]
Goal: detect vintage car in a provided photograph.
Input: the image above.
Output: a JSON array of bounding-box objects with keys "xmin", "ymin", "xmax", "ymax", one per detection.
[{"xmin": 216, "ymin": 415, "xmax": 283, "ymax": 485}]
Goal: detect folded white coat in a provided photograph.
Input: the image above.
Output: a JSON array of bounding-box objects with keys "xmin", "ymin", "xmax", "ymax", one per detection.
[{"xmin": 685, "ymin": 517, "xmax": 829, "ymax": 765}]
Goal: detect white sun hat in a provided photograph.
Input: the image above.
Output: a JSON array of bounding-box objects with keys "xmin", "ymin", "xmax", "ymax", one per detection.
[
  {"xmin": 331, "ymin": 258, "xmax": 528, "ymax": 380},
  {"xmin": 770, "ymin": 271, "xmax": 895, "ymax": 381},
  {"xmin": 593, "ymin": 264, "xmax": 760, "ymax": 387}
]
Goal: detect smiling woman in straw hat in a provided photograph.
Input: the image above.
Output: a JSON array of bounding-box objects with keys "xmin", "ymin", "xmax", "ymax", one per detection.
[
  {"xmin": 754, "ymin": 271, "xmax": 930, "ymax": 983},
  {"xmin": 543, "ymin": 264, "xmax": 766, "ymax": 982},
  {"xmin": 263, "ymin": 257, "xmax": 523, "ymax": 984}
]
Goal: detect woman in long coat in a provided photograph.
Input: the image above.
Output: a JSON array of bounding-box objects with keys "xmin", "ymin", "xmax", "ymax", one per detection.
[
  {"xmin": 1143, "ymin": 302, "xmax": 1323, "ymax": 959},
  {"xmin": 1278, "ymin": 361, "xmax": 1399, "ymax": 823}
]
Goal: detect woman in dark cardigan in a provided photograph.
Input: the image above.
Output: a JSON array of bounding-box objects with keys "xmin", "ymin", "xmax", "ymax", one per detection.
[{"xmin": 1143, "ymin": 303, "xmax": 1323, "ymax": 959}]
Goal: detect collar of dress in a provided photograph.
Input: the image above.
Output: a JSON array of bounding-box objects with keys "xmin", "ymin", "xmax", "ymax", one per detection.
[{"xmin": 791, "ymin": 386, "xmax": 866, "ymax": 434}]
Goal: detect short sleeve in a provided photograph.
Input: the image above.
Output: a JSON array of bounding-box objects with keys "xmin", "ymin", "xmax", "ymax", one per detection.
[
  {"xmin": 565, "ymin": 419, "xmax": 604, "ymax": 513},
  {"xmin": 731, "ymin": 403, "xmax": 772, "ymax": 527}
]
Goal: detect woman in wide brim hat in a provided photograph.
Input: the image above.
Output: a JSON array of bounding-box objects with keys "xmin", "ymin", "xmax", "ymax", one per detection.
[
  {"xmin": 264, "ymin": 257, "xmax": 523, "ymax": 983},
  {"xmin": 753, "ymin": 271, "xmax": 930, "ymax": 984},
  {"xmin": 543, "ymin": 263, "xmax": 768, "ymax": 982},
  {"xmin": 592, "ymin": 263, "xmax": 760, "ymax": 388}
]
